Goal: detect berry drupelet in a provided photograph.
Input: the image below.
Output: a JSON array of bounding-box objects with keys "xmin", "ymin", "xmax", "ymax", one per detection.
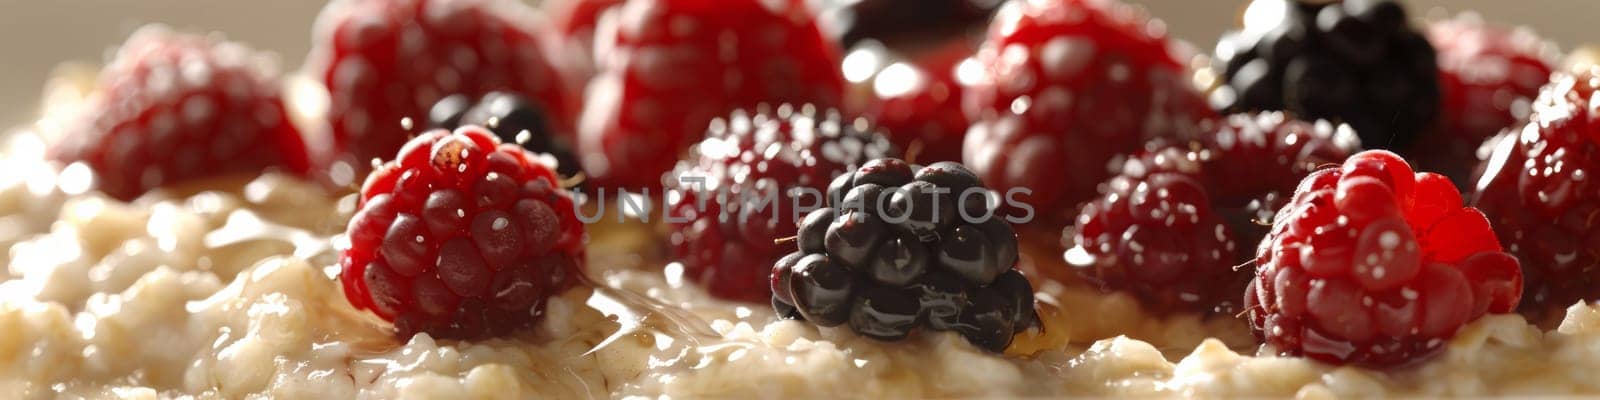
[
  {"xmin": 963, "ymin": 0, "xmax": 1215, "ymax": 230},
  {"xmin": 1473, "ymin": 66, "xmax": 1600, "ymax": 320},
  {"xmin": 666, "ymin": 105, "xmax": 895, "ymax": 302},
  {"xmin": 776, "ymin": 159, "xmax": 1037, "ymax": 352},
  {"xmin": 340, "ymin": 126, "xmax": 585, "ymax": 339},
  {"xmin": 429, "ymin": 92, "xmax": 581, "ymax": 179},
  {"xmin": 48, "ymin": 26, "xmax": 311, "ymax": 200},
  {"xmin": 1213, "ymin": 0, "xmax": 1439, "ymax": 153},
  {"xmin": 1069, "ymin": 112, "xmax": 1358, "ymax": 314},
  {"xmin": 1247, "ymin": 150, "xmax": 1522, "ymax": 367}
]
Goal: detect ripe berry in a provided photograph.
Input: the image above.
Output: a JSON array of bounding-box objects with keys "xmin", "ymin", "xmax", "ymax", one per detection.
[
  {"xmin": 340, "ymin": 126, "xmax": 584, "ymax": 339},
  {"xmin": 1473, "ymin": 67, "xmax": 1600, "ymax": 320},
  {"xmin": 1418, "ymin": 13, "xmax": 1557, "ymax": 186},
  {"xmin": 579, "ymin": 0, "xmax": 845, "ymax": 190},
  {"xmin": 1069, "ymin": 112, "xmax": 1358, "ymax": 314},
  {"xmin": 821, "ymin": 0, "xmax": 998, "ymax": 52},
  {"xmin": 963, "ymin": 0, "xmax": 1215, "ymax": 230},
  {"xmin": 47, "ymin": 26, "xmax": 311, "ymax": 200},
  {"xmin": 547, "ymin": 0, "xmax": 621, "ymax": 43},
  {"xmin": 779, "ymin": 159, "xmax": 1037, "ymax": 353},
  {"xmin": 852, "ymin": 40, "xmax": 977, "ymax": 164},
  {"xmin": 545, "ymin": 0, "xmax": 624, "ymax": 81},
  {"xmin": 309, "ymin": 0, "xmax": 579, "ymax": 178},
  {"xmin": 666, "ymin": 105, "xmax": 893, "ymax": 302},
  {"xmin": 1213, "ymin": 0, "xmax": 1439, "ymax": 153},
  {"xmin": 1247, "ymin": 150, "xmax": 1521, "ymax": 366},
  {"xmin": 429, "ymin": 92, "xmax": 580, "ymax": 178}
]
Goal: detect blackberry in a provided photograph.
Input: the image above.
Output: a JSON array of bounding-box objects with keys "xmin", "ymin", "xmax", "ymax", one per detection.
[
  {"xmin": 429, "ymin": 92, "xmax": 581, "ymax": 179},
  {"xmin": 1213, "ymin": 0, "xmax": 1439, "ymax": 152},
  {"xmin": 668, "ymin": 105, "xmax": 895, "ymax": 302},
  {"xmin": 775, "ymin": 159, "xmax": 1037, "ymax": 352},
  {"xmin": 821, "ymin": 0, "xmax": 999, "ymax": 52}
]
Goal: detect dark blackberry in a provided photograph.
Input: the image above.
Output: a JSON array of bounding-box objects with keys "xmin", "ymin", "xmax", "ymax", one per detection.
[
  {"xmin": 1213, "ymin": 0, "xmax": 1439, "ymax": 152},
  {"xmin": 429, "ymin": 92, "xmax": 581, "ymax": 178},
  {"xmin": 775, "ymin": 159, "xmax": 1037, "ymax": 352},
  {"xmin": 821, "ymin": 0, "xmax": 999, "ymax": 52}
]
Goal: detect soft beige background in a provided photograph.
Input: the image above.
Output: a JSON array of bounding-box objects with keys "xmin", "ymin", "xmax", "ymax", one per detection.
[{"xmin": 1, "ymin": 0, "xmax": 1595, "ymax": 128}]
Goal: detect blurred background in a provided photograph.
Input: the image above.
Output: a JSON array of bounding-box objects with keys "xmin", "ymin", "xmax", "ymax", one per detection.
[{"xmin": 0, "ymin": 0, "xmax": 1595, "ymax": 128}]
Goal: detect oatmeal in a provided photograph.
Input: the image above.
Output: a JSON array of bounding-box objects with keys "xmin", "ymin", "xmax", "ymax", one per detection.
[{"xmin": 1, "ymin": 141, "xmax": 1599, "ymax": 398}]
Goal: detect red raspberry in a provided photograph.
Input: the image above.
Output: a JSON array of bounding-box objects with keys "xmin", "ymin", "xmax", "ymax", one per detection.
[
  {"xmin": 1473, "ymin": 67, "xmax": 1600, "ymax": 320},
  {"xmin": 544, "ymin": 0, "xmax": 624, "ymax": 84},
  {"xmin": 547, "ymin": 0, "xmax": 622, "ymax": 42},
  {"xmin": 47, "ymin": 26, "xmax": 311, "ymax": 200},
  {"xmin": 666, "ymin": 105, "xmax": 894, "ymax": 302},
  {"xmin": 1419, "ymin": 13, "xmax": 1557, "ymax": 186},
  {"xmin": 963, "ymin": 0, "xmax": 1215, "ymax": 230},
  {"xmin": 578, "ymin": 0, "xmax": 846, "ymax": 190},
  {"xmin": 857, "ymin": 39, "xmax": 977, "ymax": 164},
  {"xmin": 309, "ymin": 0, "xmax": 579, "ymax": 179},
  {"xmin": 1247, "ymin": 150, "xmax": 1522, "ymax": 367},
  {"xmin": 1070, "ymin": 113, "xmax": 1356, "ymax": 314},
  {"xmin": 340, "ymin": 126, "xmax": 584, "ymax": 339}
]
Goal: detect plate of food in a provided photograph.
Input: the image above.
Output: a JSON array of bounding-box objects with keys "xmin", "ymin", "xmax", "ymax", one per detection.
[{"xmin": 0, "ymin": 0, "xmax": 1597, "ymax": 398}]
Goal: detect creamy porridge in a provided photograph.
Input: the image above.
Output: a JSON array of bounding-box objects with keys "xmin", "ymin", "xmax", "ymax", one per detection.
[{"xmin": 0, "ymin": 120, "xmax": 1599, "ymax": 398}]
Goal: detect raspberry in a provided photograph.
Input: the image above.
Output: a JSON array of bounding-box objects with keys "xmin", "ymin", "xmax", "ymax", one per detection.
[
  {"xmin": 547, "ymin": 0, "xmax": 621, "ymax": 40},
  {"xmin": 1213, "ymin": 0, "xmax": 1439, "ymax": 153},
  {"xmin": 429, "ymin": 92, "xmax": 580, "ymax": 179},
  {"xmin": 1418, "ymin": 13, "xmax": 1557, "ymax": 186},
  {"xmin": 309, "ymin": 0, "xmax": 579, "ymax": 178},
  {"xmin": 1247, "ymin": 150, "xmax": 1522, "ymax": 366},
  {"xmin": 779, "ymin": 159, "xmax": 1037, "ymax": 353},
  {"xmin": 545, "ymin": 0, "xmax": 624, "ymax": 84},
  {"xmin": 1473, "ymin": 67, "xmax": 1600, "ymax": 320},
  {"xmin": 666, "ymin": 105, "xmax": 894, "ymax": 302},
  {"xmin": 854, "ymin": 39, "xmax": 976, "ymax": 164},
  {"xmin": 578, "ymin": 0, "xmax": 846, "ymax": 190},
  {"xmin": 963, "ymin": 0, "xmax": 1215, "ymax": 230},
  {"xmin": 340, "ymin": 126, "xmax": 584, "ymax": 339},
  {"xmin": 47, "ymin": 26, "xmax": 311, "ymax": 200},
  {"xmin": 1069, "ymin": 113, "xmax": 1357, "ymax": 314}
]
